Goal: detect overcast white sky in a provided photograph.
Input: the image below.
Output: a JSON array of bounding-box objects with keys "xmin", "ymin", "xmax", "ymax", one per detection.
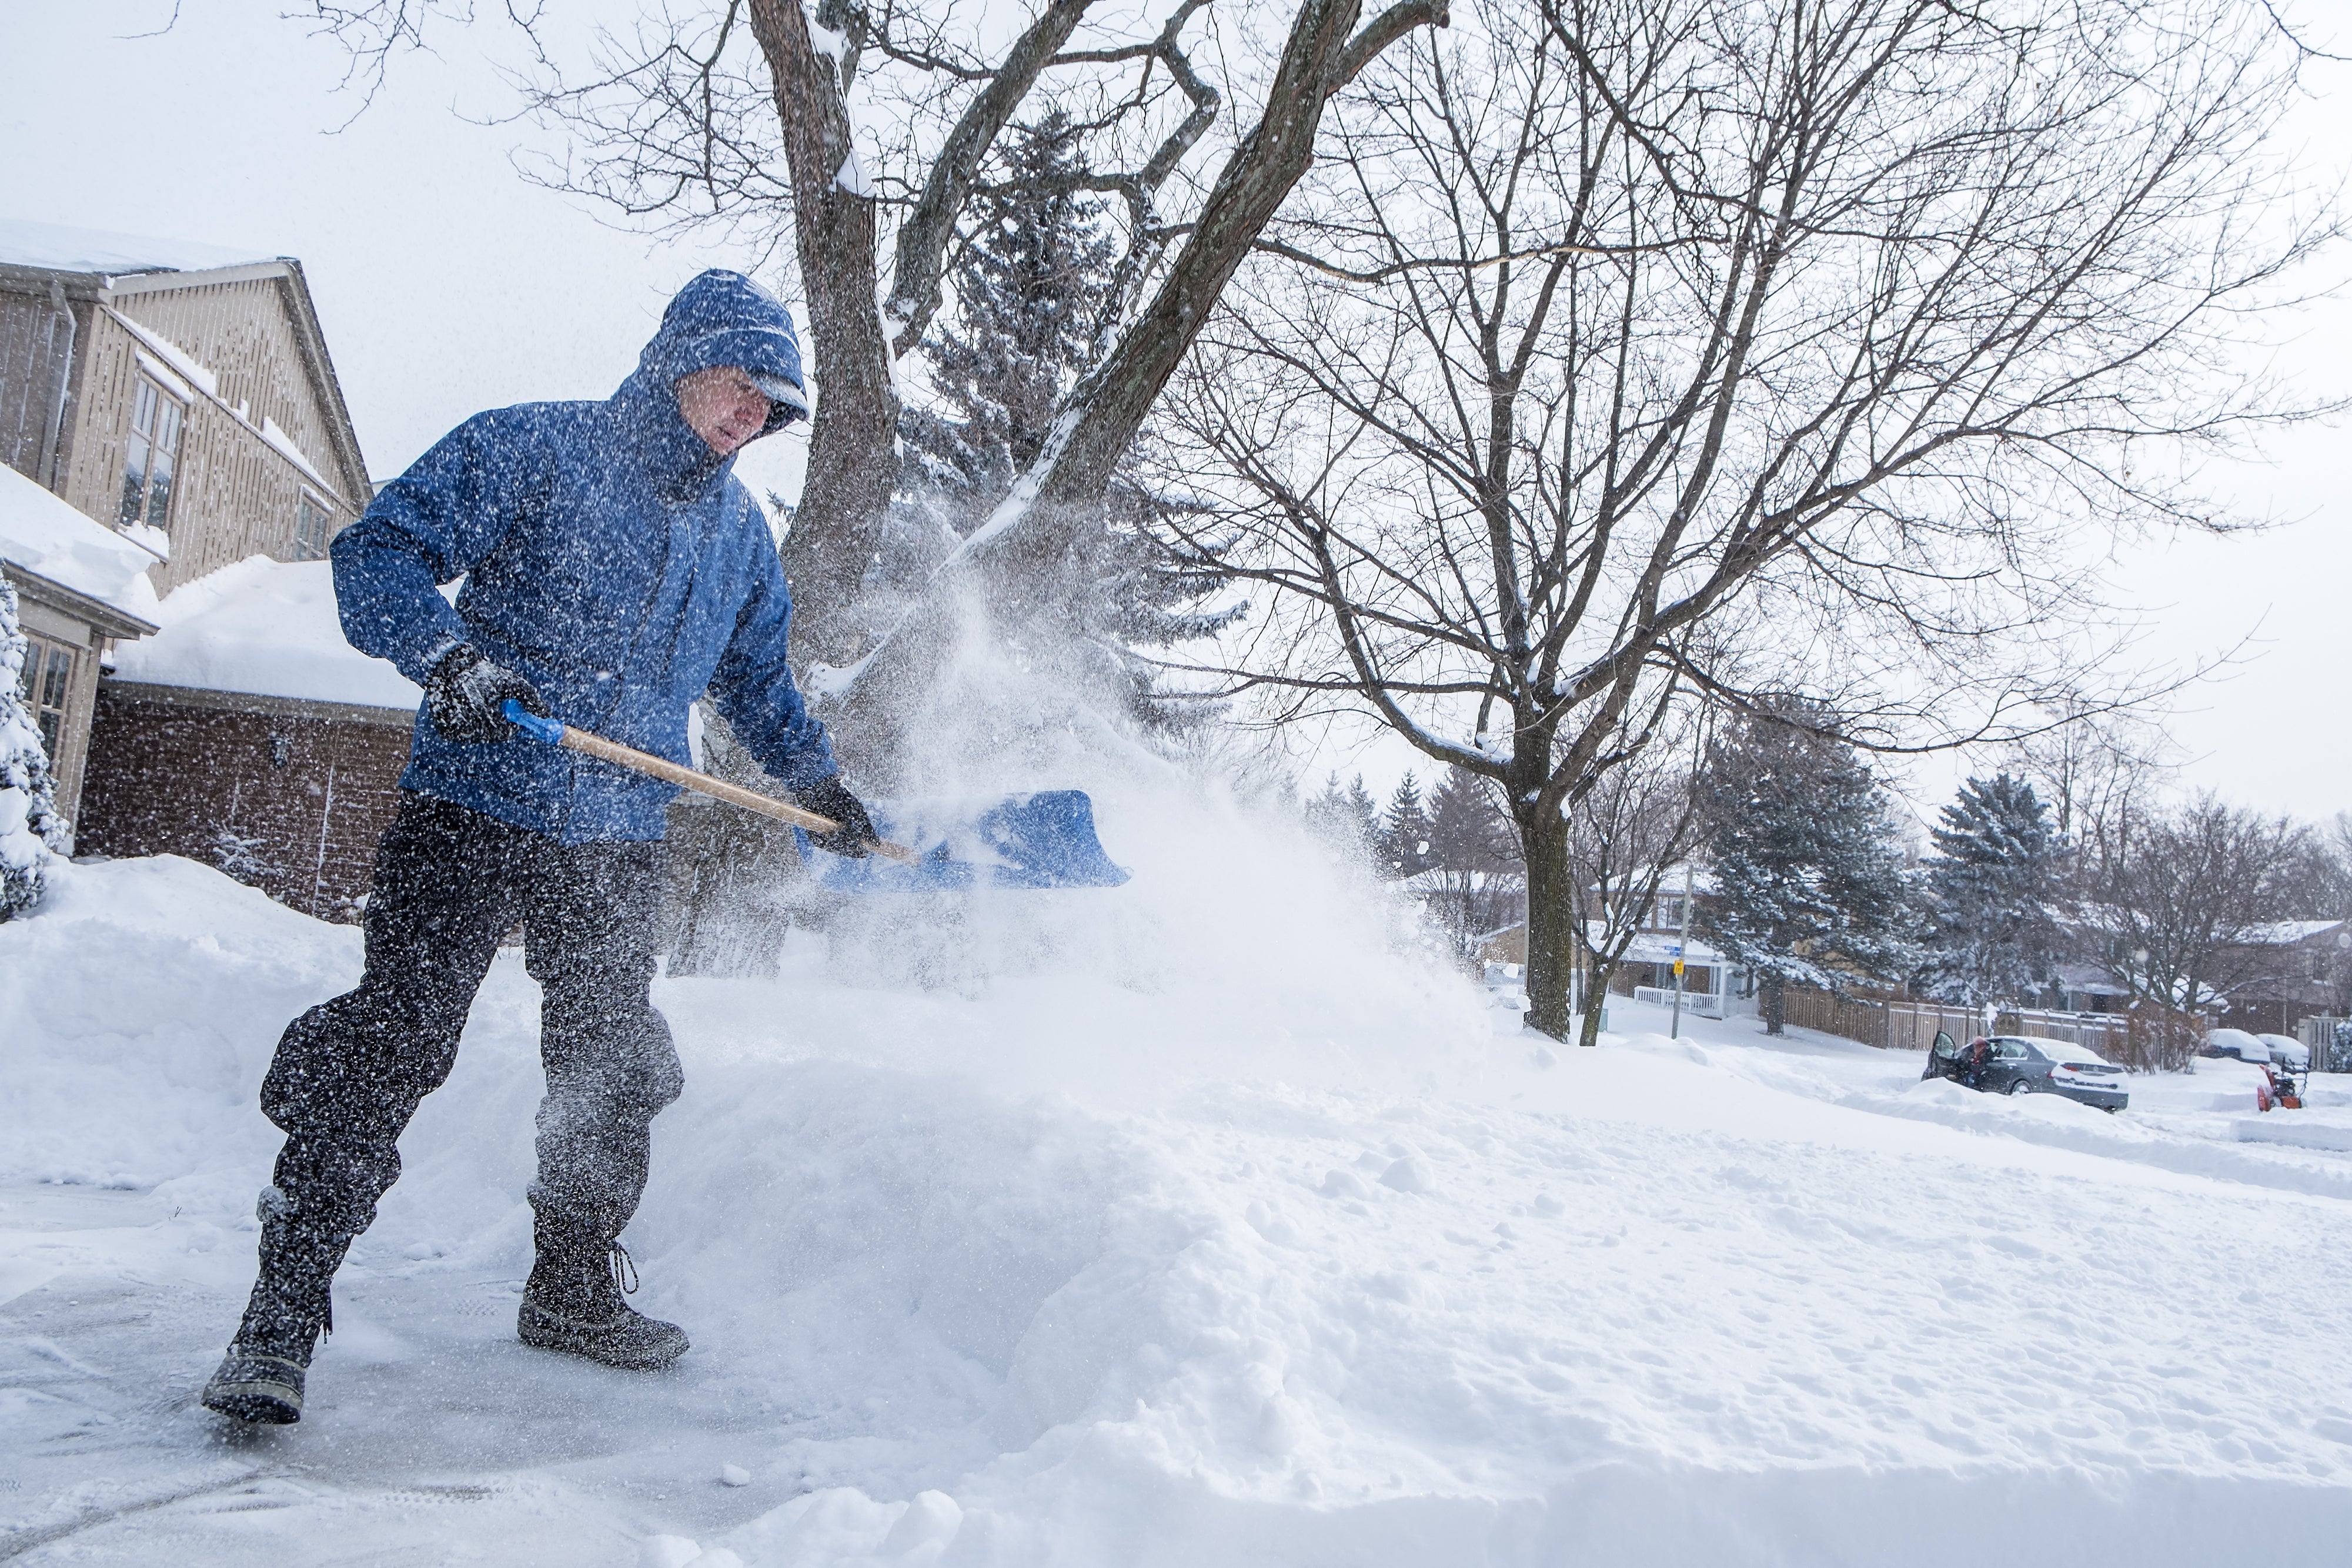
[{"xmin": 2, "ymin": 0, "xmax": 2346, "ymax": 823}]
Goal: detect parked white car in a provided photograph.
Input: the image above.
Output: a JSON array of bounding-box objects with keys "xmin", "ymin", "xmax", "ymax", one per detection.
[
  {"xmin": 2203, "ymin": 1028, "xmax": 2270, "ymax": 1063},
  {"xmin": 2257, "ymin": 1033, "xmax": 2311, "ymax": 1070}
]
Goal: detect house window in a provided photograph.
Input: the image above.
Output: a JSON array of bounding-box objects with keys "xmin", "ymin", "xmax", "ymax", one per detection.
[
  {"xmin": 15, "ymin": 634, "xmax": 75, "ymax": 760},
  {"xmin": 293, "ymin": 492, "xmax": 330, "ymax": 561},
  {"xmin": 118, "ymin": 375, "xmax": 186, "ymax": 533}
]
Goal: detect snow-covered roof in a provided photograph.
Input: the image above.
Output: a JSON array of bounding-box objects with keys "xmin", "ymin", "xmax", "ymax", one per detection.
[
  {"xmin": 2238, "ymin": 920, "xmax": 2347, "ymax": 947},
  {"xmin": 1589, "ymin": 863, "xmax": 1722, "ymax": 900},
  {"xmin": 2053, "ymin": 962, "xmax": 2130, "ymax": 998},
  {"xmin": 107, "ymin": 557, "xmax": 419, "ymax": 711},
  {"xmin": 1605, "ymin": 927, "xmax": 1735, "ymax": 967},
  {"xmin": 0, "ymin": 218, "xmax": 276, "ymax": 278},
  {"xmin": 0, "ymin": 464, "xmax": 160, "ymax": 625}
]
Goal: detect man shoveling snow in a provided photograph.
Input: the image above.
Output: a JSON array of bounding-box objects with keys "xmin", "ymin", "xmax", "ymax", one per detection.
[{"xmin": 203, "ymin": 270, "xmax": 878, "ymax": 1426}]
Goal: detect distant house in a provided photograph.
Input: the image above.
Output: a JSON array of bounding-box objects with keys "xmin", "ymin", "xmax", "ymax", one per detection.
[
  {"xmin": 1, "ymin": 218, "xmax": 373, "ymax": 591},
  {"xmin": 1, "ymin": 219, "xmax": 396, "ymax": 904},
  {"xmin": 2217, "ymin": 919, "xmax": 2352, "ymax": 1035},
  {"xmin": 1475, "ymin": 865, "xmax": 1755, "ymax": 1017},
  {"xmin": 78, "ymin": 558, "xmax": 417, "ymax": 920},
  {"xmin": 0, "ymin": 463, "xmax": 158, "ymax": 826},
  {"xmin": 2050, "ymin": 962, "xmax": 2131, "ymax": 1015}
]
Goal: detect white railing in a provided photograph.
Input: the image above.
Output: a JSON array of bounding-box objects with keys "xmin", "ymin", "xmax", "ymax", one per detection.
[{"xmin": 1633, "ymin": 985, "xmax": 1726, "ymax": 1019}]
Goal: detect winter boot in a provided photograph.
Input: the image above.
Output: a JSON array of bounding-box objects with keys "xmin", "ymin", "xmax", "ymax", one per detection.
[
  {"xmin": 518, "ymin": 1240, "xmax": 689, "ymax": 1370},
  {"xmin": 202, "ymin": 1191, "xmax": 344, "ymax": 1425},
  {"xmin": 202, "ymin": 1346, "xmax": 309, "ymax": 1425}
]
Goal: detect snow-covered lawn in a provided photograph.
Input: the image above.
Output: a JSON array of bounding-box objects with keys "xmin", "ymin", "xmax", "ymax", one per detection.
[{"xmin": 8, "ymin": 855, "xmax": 2352, "ymax": 1565}]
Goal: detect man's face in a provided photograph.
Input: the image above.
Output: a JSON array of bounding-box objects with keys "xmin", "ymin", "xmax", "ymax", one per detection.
[{"xmin": 675, "ymin": 366, "xmax": 773, "ymax": 456}]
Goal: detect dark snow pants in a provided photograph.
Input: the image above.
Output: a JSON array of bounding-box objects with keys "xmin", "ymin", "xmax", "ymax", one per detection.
[{"xmin": 238, "ymin": 791, "xmax": 681, "ymax": 1354}]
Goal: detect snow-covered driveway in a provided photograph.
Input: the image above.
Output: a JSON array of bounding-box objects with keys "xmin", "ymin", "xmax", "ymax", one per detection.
[{"xmin": 7, "ymin": 857, "xmax": 2352, "ymax": 1565}]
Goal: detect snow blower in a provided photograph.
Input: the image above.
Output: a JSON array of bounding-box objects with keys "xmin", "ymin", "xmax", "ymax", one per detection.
[{"xmin": 502, "ymin": 701, "xmax": 1127, "ymax": 890}]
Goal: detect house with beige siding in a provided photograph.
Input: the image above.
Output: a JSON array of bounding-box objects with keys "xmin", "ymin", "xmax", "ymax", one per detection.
[
  {"xmin": 1, "ymin": 219, "xmax": 389, "ymax": 882},
  {"xmin": 1, "ymin": 218, "xmax": 372, "ymax": 591}
]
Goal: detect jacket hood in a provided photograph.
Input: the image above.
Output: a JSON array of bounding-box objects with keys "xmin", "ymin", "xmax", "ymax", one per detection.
[
  {"xmin": 612, "ymin": 270, "xmax": 810, "ymax": 503},
  {"xmin": 637, "ymin": 270, "xmax": 808, "ymax": 429}
]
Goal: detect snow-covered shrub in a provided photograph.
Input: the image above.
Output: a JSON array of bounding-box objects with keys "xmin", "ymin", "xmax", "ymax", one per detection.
[{"xmin": 0, "ymin": 577, "xmax": 69, "ymax": 920}]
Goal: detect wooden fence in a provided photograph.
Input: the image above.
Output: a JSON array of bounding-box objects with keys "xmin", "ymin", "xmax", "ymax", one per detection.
[
  {"xmin": 1780, "ymin": 986, "xmax": 1899, "ymax": 1046},
  {"xmin": 1780, "ymin": 985, "xmax": 2204, "ymax": 1072}
]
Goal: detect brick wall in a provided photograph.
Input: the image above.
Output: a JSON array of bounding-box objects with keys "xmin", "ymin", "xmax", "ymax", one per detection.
[{"xmin": 79, "ymin": 681, "xmax": 413, "ymax": 921}]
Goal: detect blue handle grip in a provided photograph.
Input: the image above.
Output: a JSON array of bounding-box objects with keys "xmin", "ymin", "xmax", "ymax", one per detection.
[{"xmin": 502, "ymin": 698, "xmax": 567, "ymax": 745}]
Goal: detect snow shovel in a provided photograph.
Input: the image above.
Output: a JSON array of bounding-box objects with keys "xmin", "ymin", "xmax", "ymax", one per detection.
[
  {"xmin": 502, "ymin": 700, "xmax": 921, "ymax": 864},
  {"xmin": 500, "ymin": 701, "xmax": 1129, "ymax": 890}
]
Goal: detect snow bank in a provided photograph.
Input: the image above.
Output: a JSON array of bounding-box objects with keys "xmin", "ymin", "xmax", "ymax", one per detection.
[
  {"xmin": 0, "ymin": 463, "xmax": 160, "ymax": 620},
  {"xmin": 10, "ymin": 857, "xmax": 2352, "ymax": 1564},
  {"xmin": 107, "ymin": 555, "xmax": 420, "ymax": 710}
]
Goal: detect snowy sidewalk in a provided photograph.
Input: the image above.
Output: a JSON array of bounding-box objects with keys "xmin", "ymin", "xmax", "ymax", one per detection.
[{"xmin": 8, "ymin": 858, "xmax": 2352, "ymax": 1565}]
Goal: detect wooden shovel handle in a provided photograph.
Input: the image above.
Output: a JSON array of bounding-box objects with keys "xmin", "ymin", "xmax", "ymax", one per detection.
[{"xmin": 554, "ymin": 724, "xmax": 920, "ymax": 865}]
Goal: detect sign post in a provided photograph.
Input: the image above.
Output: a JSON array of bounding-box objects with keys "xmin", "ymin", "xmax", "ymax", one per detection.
[{"xmin": 1670, "ymin": 862, "xmax": 1693, "ymax": 1038}]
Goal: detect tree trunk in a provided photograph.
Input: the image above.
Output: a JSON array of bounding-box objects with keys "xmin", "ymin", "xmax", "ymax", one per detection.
[
  {"xmin": 1577, "ymin": 959, "xmax": 1611, "ymax": 1049},
  {"xmin": 661, "ymin": 0, "xmax": 897, "ymax": 977},
  {"xmin": 1761, "ymin": 972, "xmax": 1786, "ymax": 1035},
  {"xmin": 1521, "ymin": 804, "xmax": 1575, "ymax": 1039},
  {"xmin": 747, "ymin": 0, "xmax": 900, "ymax": 671}
]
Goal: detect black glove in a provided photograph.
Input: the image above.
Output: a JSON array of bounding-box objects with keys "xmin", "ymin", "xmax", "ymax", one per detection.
[
  {"xmin": 791, "ymin": 774, "xmax": 876, "ymax": 858},
  {"xmin": 423, "ymin": 644, "xmax": 550, "ymax": 744}
]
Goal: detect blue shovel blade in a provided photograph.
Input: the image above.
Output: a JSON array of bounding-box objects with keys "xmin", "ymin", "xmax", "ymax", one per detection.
[{"xmin": 808, "ymin": 790, "xmax": 1129, "ymax": 893}]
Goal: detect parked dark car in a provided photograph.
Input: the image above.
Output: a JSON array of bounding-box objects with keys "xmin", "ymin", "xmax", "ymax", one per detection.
[{"xmin": 1923, "ymin": 1032, "xmax": 2129, "ymax": 1112}]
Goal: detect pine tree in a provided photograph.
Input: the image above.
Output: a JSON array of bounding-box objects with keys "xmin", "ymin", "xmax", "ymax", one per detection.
[
  {"xmin": 1695, "ymin": 703, "xmax": 1915, "ymax": 1034},
  {"xmin": 1422, "ymin": 765, "xmax": 1524, "ymax": 958},
  {"xmin": 1917, "ymin": 773, "xmax": 2063, "ymax": 1007},
  {"xmin": 1425, "ymin": 766, "xmax": 1517, "ymax": 878},
  {"xmin": 1302, "ymin": 771, "xmax": 1380, "ymax": 875},
  {"xmin": 0, "ymin": 579, "xmax": 68, "ymax": 921},
  {"xmin": 898, "ymin": 111, "xmax": 1115, "ymax": 521},
  {"xmin": 1378, "ymin": 772, "xmax": 1432, "ymax": 879},
  {"xmin": 888, "ymin": 111, "xmax": 1237, "ymax": 728}
]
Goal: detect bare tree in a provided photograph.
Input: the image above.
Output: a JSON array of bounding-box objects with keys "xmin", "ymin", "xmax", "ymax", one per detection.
[
  {"xmin": 1155, "ymin": 0, "xmax": 2333, "ymax": 1038},
  {"xmin": 1561, "ymin": 730, "xmax": 1704, "ymax": 1048},
  {"xmin": 2006, "ymin": 698, "xmax": 2176, "ymax": 890},
  {"xmin": 2097, "ymin": 795, "xmax": 2312, "ymax": 1014},
  {"xmin": 295, "ymin": 0, "xmax": 1351, "ymax": 674}
]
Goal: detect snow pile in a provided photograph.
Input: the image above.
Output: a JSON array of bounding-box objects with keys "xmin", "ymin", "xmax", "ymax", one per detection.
[
  {"xmin": 0, "ymin": 463, "xmax": 161, "ymax": 620},
  {"xmin": 10, "ymin": 849, "xmax": 2352, "ymax": 1563},
  {"xmin": 107, "ymin": 555, "xmax": 420, "ymax": 710}
]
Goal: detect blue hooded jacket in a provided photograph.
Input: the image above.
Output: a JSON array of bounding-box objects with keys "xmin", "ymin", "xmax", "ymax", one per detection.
[{"xmin": 331, "ymin": 270, "xmax": 834, "ymax": 844}]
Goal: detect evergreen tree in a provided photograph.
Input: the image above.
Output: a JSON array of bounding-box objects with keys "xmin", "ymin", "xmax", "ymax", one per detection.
[
  {"xmin": 1422, "ymin": 765, "xmax": 1524, "ymax": 958},
  {"xmin": 1425, "ymin": 766, "xmax": 1517, "ymax": 878},
  {"xmin": 888, "ymin": 111, "xmax": 1237, "ymax": 728},
  {"xmin": 1378, "ymin": 772, "xmax": 1432, "ymax": 879},
  {"xmin": 1695, "ymin": 703, "xmax": 1915, "ymax": 1034},
  {"xmin": 897, "ymin": 111, "xmax": 1115, "ymax": 519},
  {"xmin": 1917, "ymin": 773, "xmax": 2064, "ymax": 1007},
  {"xmin": 0, "ymin": 579, "xmax": 68, "ymax": 921},
  {"xmin": 1302, "ymin": 771, "xmax": 1380, "ymax": 875}
]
